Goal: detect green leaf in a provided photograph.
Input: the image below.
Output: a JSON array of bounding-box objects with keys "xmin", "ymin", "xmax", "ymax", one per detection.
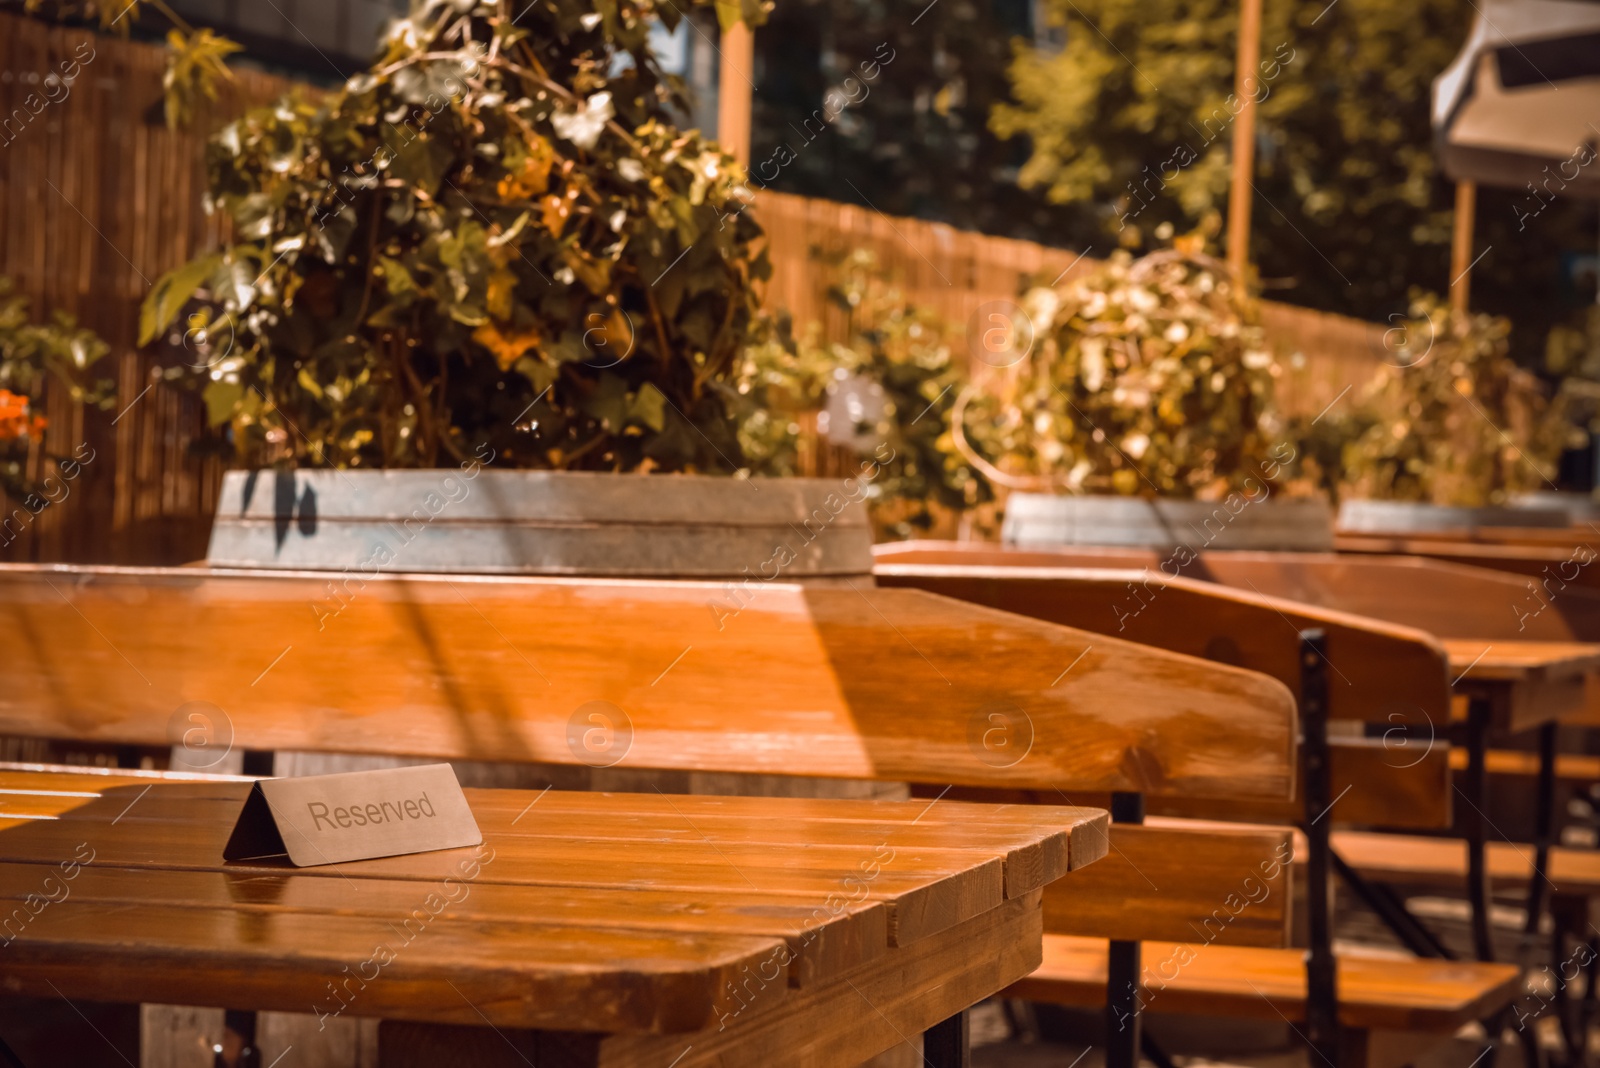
[
  {"xmin": 202, "ymin": 378, "xmax": 243, "ymax": 427},
  {"xmin": 628, "ymin": 382, "xmax": 667, "ymax": 432},
  {"xmin": 582, "ymin": 371, "xmax": 630, "ymax": 431},
  {"xmin": 140, "ymin": 252, "xmax": 224, "ymax": 346}
]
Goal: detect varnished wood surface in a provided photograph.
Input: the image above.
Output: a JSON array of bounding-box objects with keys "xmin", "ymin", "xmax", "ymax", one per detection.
[
  {"xmin": 876, "ymin": 542, "xmax": 1600, "ymax": 728},
  {"xmin": 1441, "ymin": 639, "xmax": 1600, "ymax": 681},
  {"xmin": 1009, "ymin": 935, "xmax": 1523, "ymax": 1032},
  {"xmin": 874, "ymin": 561, "xmax": 1451, "ymax": 726},
  {"xmin": 0, "ymin": 564, "xmax": 1295, "ymax": 801},
  {"xmin": 382, "ymin": 892, "xmax": 1045, "ymax": 1068},
  {"xmin": 1337, "ymin": 533, "xmax": 1600, "ymax": 590},
  {"xmin": 1041, "ymin": 818, "xmax": 1294, "ymax": 947},
  {"xmin": 920, "ymin": 735, "xmax": 1452, "ymax": 833},
  {"xmin": 1328, "ymin": 829, "xmax": 1600, "ymax": 896},
  {"xmin": 874, "ymin": 541, "xmax": 1600, "ymax": 644},
  {"xmin": 0, "ymin": 769, "xmax": 1104, "ymax": 1037}
]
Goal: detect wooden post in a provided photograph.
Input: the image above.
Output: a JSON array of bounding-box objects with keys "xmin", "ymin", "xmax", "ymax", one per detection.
[
  {"xmin": 1225, "ymin": 0, "xmax": 1263, "ymax": 280},
  {"xmin": 717, "ymin": 21, "xmax": 754, "ymax": 167},
  {"xmin": 1450, "ymin": 180, "xmax": 1477, "ymax": 313}
]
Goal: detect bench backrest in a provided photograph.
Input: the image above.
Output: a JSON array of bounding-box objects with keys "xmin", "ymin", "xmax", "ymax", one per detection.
[
  {"xmin": 0, "ymin": 563, "xmax": 1295, "ymax": 802},
  {"xmin": 875, "ymin": 561, "xmax": 1453, "ymax": 831},
  {"xmin": 874, "ymin": 541, "xmax": 1600, "ymax": 642}
]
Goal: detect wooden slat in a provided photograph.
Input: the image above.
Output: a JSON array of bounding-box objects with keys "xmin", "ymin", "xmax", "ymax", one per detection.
[
  {"xmin": 1010, "ymin": 935, "xmax": 1523, "ymax": 1033},
  {"xmin": 0, "ymin": 564, "xmax": 1296, "ymax": 801},
  {"xmin": 1328, "ymin": 830, "xmax": 1600, "ymax": 897},
  {"xmin": 1042, "ymin": 819, "xmax": 1294, "ymax": 947}
]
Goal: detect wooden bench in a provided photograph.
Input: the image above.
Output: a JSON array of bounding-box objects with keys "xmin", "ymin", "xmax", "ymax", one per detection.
[
  {"xmin": 874, "ymin": 557, "xmax": 1538, "ymax": 1065},
  {"xmin": 1011, "ymin": 937, "xmax": 1519, "ymax": 1068},
  {"xmin": 0, "ymin": 562, "xmax": 1298, "ymax": 1068}
]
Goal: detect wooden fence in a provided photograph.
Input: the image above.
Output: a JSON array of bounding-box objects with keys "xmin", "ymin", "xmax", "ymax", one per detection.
[{"xmin": 0, "ymin": 13, "xmax": 1386, "ymax": 564}]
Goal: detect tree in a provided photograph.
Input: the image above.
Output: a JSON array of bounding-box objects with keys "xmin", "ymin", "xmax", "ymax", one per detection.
[
  {"xmin": 748, "ymin": 0, "xmax": 1096, "ymax": 243},
  {"xmin": 140, "ymin": 0, "xmax": 772, "ymax": 474},
  {"xmin": 991, "ymin": 0, "xmax": 1472, "ymax": 321}
]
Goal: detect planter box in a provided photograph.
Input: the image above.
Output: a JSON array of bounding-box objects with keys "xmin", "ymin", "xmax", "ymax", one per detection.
[
  {"xmin": 1002, "ymin": 492, "xmax": 1334, "ymax": 552},
  {"xmin": 206, "ymin": 469, "xmax": 873, "ymax": 580},
  {"xmin": 1337, "ymin": 499, "xmax": 1569, "ymax": 534},
  {"xmin": 1511, "ymin": 491, "xmax": 1600, "ymax": 525}
]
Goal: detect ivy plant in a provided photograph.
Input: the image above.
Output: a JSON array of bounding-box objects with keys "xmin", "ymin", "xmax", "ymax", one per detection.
[
  {"xmin": 141, "ymin": 0, "xmax": 770, "ymax": 474},
  {"xmin": 736, "ymin": 250, "xmax": 990, "ymax": 535}
]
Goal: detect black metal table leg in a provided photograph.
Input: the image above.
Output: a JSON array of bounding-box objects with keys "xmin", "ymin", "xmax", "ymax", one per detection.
[
  {"xmin": 1524, "ymin": 722, "xmax": 1558, "ymax": 941},
  {"xmin": 924, "ymin": 1010, "xmax": 969, "ymax": 1068},
  {"xmin": 1106, "ymin": 791, "xmax": 1144, "ymax": 1068},
  {"xmin": 1463, "ymin": 696, "xmax": 1496, "ymax": 962},
  {"xmin": 1299, "ymin": 629, "xmax": 1341, "ymax": 1068}
]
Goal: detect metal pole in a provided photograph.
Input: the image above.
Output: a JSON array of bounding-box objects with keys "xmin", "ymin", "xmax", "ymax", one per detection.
[
  {"xmin": 923, "ymin": 1010, "xmax": 969, "ymax": 1068},
  {"xmin": 1106, "ymin": 791, "xmax": 1145, "ymax": 1068},
  {"xmin": 1225, "ymin": 0, "xmax": 1263, "ymax": 280},
  {"xmin": 1463, "ymin": 696, "xmax": 1496, "ymax": 962},
  {"xmin": 1299, "ymin": 630, "xmax": 1340, "ymax": 1066}
]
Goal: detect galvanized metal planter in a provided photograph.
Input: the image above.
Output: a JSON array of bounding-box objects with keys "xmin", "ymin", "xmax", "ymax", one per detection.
[
  {"xmin": 1002, "ymin": 492, "xmax": 1335, "ymax": 552},
  {"xmin": 1337, "ymin": 498, "xmax": 1569, "ymax": 534},
  {"xmin": 206, "ymin": 468, "xmax": 874, "ymax": 580}
]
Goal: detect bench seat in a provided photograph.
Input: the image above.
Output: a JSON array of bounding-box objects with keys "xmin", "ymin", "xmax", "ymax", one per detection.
[
  {"xmin": 1330, "ymin": 830, "xmax": 1600, "ymax": 896},
  {"xmin": 1009, "ymin": 935, "xmax": 1522, "ymax": 1033}
]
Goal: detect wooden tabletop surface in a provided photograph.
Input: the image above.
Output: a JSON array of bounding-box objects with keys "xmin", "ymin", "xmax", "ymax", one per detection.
[
  {"xmin": 0, "ymin": 769, "xmax": 1106, "ymax": 1045},
  {"xmin": 1442, "ymin": 639, "xmax": 1600, "ymax": 682}
]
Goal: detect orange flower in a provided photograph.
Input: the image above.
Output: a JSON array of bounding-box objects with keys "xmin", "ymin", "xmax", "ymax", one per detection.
[{"xmin": 0, "ymin": 390, "xmax": 35, "ymax": 443}]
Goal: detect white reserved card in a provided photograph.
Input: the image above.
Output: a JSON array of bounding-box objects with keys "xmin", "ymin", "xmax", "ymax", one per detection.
[{"xmin": 223, "ymin": 764, "xmax": 483, "ymax": 866}]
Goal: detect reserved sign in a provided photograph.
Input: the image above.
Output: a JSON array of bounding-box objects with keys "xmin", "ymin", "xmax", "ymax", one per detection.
[{"xmin": 223, "ymin": 764, "xmax": 483, "ymax": 866}]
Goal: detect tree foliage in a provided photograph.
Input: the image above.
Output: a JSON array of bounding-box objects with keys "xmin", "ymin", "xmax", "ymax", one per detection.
[
  {"xmin": 749, "ymin": 0, "xmax": 1089, "ymax": 243},
  {"xmin": 992, "ymin": 0, "xmax": 1470, "ymax": 319},
  {"xmin": 141, "ymin": 0, "xmax": 772, "ymax": 474}
]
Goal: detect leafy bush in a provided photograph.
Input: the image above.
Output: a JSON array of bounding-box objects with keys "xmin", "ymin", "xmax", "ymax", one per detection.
[
  {"xmin": 0, "ymin": 277, "xmax": 115, "ymax": 500},
  {"xmin": 956, "ymin": 242, "xmax": 1286, "ymax": 499},
  {"xmin": 141, "ymin": 0, "xmax": 768, "ymax": 474},
  {"xmin": 735, "ymin": 251, "xmax": 989, "ymax": 535},
  {"xmin": 1340, "ymin": 294, "xmax": 1566, "ymax": 506}
]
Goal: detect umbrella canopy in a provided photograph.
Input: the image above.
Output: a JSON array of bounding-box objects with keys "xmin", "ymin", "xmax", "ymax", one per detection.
[{"xmin": 1432, "ymin": 0, "xmax": 1600, "ymax": 200}]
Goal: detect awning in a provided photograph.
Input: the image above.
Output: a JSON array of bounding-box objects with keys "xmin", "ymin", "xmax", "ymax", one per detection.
[{"xmin": 1432, "ymin": 0, "xmax": 1600, "ymax": 198}]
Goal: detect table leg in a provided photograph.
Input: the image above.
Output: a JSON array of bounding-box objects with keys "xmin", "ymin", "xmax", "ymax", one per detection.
[
  {"xmin": 1106, "ymin": 792, "xmax": 1144, "ymax": 1068},
  {"xmin": 1524, "ymin": 722, "xmax": 1558, "ymax": 941},
  {"xmin": 923, "ymin": 1010, "xmax": 969, "ymax": 1068},
  {"xmin": 1463, "ymin": 696, "xmax": 1495, "ymax": 962},
  {"xmin": 1299, "ymin": 630, "xmax": 1341, "ymax": 1067}
]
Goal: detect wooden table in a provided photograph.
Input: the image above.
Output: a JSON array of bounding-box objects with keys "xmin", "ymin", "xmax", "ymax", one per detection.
[
  {"xmin": 1441, "ymin": 639, "xmax": 1600, "ymax": 962},
  {"xmin": 0, "ymin": 769, "xmax": 1108, "ymax": 1068}
]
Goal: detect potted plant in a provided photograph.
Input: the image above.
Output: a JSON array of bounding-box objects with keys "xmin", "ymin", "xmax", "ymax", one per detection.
[
  {"xmin": 139, "ymin": 0, "xmax": 879, "ymax": 581},
  {"xmin": 1336, "ymin": 294, "xmax": 1572, "ymax": 533},
  {"xmin": 955, "ymin": 239, "xmax": 1331, "ymax": 551}
]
